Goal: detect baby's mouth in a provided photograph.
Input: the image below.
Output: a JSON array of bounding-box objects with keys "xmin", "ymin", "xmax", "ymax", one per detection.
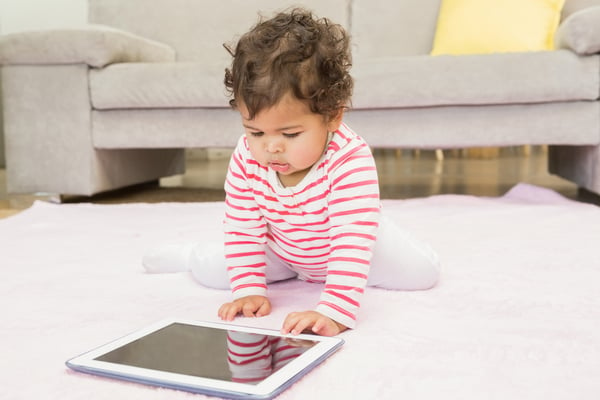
[{"xmin": 269, "ymin": 161, "xmax": 290, "ymax": 173}]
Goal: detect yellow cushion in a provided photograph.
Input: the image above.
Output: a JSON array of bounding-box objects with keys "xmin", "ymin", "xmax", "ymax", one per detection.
[{"xmin": 431, "ymin": 0, "xmax": 565, "ymax": 55}]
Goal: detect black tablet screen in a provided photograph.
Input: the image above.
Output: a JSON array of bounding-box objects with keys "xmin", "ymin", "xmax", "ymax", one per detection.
[{"xmin": 95, "ymin": 323, "xmax": 317, "ymax": 384}]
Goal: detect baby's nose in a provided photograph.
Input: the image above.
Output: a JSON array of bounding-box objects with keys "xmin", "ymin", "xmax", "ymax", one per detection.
[{"xmin": 266, "ymin": 139, "xmax": 282, "ymax": 153}]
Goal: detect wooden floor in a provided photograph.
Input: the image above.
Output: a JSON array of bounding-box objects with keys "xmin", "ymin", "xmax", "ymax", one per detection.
[{"xmin": 1, "ymin": 146, "xmax": 598, "ymax": 218}]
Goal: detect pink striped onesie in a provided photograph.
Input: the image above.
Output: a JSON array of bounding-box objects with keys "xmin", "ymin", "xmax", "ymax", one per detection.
[{"xmin": 225, "ymin": 123, "xmax": 381, "ymax": 328}]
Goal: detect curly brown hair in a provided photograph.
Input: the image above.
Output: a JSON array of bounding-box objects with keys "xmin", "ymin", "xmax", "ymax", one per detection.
[{"xmin": 224, "ymin": 8, "xmax": 353, "ymax": 120}]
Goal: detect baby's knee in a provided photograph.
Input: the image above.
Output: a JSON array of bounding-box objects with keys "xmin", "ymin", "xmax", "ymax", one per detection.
[
  {"xmin": 369, "ymin": 231, "xmax": 442, "ymax": 291},
  {"xmin": 189, "ymin": 243, "xmax": 230, "ymax": 290},
  {"xmin": 415, "ymin": 252, "xmax": 441, "ymax": 290}
]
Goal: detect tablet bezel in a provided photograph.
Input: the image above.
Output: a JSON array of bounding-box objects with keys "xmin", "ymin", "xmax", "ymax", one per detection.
[{"xmin": 66, "ymin": 318, "xmax": 344, "ymax": 399}]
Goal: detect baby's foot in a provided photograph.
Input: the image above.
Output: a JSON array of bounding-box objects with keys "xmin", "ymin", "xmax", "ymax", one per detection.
[{"xmin": 142, "ymin": 242, "xmax": 195, "ymax": 273}]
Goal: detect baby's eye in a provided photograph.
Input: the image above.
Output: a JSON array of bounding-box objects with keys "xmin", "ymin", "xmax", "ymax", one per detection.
[
  {"xmin": 283, "ymin": 132, "xmax": 301, "ymax": 138},
  {"xmin": 249, "ymin": 131, "xmax": 264, "ymax": 137}
]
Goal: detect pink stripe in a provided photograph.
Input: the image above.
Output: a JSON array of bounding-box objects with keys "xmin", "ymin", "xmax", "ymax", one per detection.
[
  {"xmin": 259, "ymin": 205, "xmax": 328, "ymax": 219},
  {"xmin": 269, "ymin": 232, "xmax": 330, "ymax": 251},
  {"xmin": 332, "ymin": 166, "xmax": 377, "ymax": 187},
  {"xmin": 352, "ymin": 220, "xmax": 379, "ymax": 227},
  {"xmin": 271, "ymin": 225, "xmax": 330, "ymax": 235},
  {"xmin": 225, "ymin": 198, "xmax": 260, "ymax": 212},
  {"xmin": 254, "ymin": 172, "xmax": 328, "ymax": 201},
  {"xmin": 329, "ymin": 257, "xmax": 370, "ymax": 266},
  {"xmin": 324, "ymin": 289, "xmax": 360, "ymax": 307},
  {"xmin": 274, "ymin": 247, "xmax": 328, "ymax": 260},
  {"xmin": 230, "ymin": 272, "xmax": 266, "ymax": 282},
  {"xmin": 225, "ymin": 241, "xmax": 261, "ymax": 246},
  {"xmin": 330, "ymin": 207, "xmax": 380, "ymax": 219},
  {"xmin": 274, "ymin": 344, "xmax": 298, "ymax": 354},
  {"xmin": 231, "ymin": 154, "xmax": 247, "ymax": 178},
  {"xmin": 265, "ymin": 216, "xmax": 329, "ymax": 229},
  {"xmin": 328, "ymin": 269, "xmax": 368, "ymax": 279},
  {"xmin": 231, "ymin": 377, "xmax": 264, "ymax": 384},
  {"xmin": 248, "ymin": 185, "xmax": 329, "ymax": 208},
  {"xmin": 232, "ymin": 283, "xmax": 267, "ymax": 292},
  {"xmin": 225, "ymin": 213, "xmax": 263, "ymax": 223},
  {"xmin": 228, "ymin": 354, "xmax": 271, "ymax": 366},
  {"xmin": 226, "ymin": 251, "xmax": 264, "ymax": 259},
  {"xmin": 343, "ymin": 153, "xmax": 372, "ymax": 164},
  {"xmin": 325, "ymin": 284, "xmax": 365, "ymax": 293},
  {"xmin": 328, "ymin": 141, "xmax": 340, "ymax": 152},
  {"xmin": 225, "ymin": 193, "xmax": 254, "ymax": 203},
  {"xmin": 305, "ymin": 275, "xmax": 327, "ymax": 282},
  {"xmin": 228, "ymin": 336, "xmax": 268, "ymax": 349},
  {"xmin": 330, "ymin": 244, "xmax": 371, "ymax": 252},
  {"xmin": 225, "ymin": 178, "xmax": 246, "ymax": 193},
  {"xmin": 247, "ymin": 172, "xmax": 275, "ymax": 192},
  {"xmin": 331, "ymin": 232, "xmax": 376, "ymax": 241},
  {"xmin": 328, "ymin": 193, "xmax": 379, "ymax": 206},
  {"xmin": 297, "ymin": 189, "xmax": 331, "ymax": 206},
  {"xmin": 264, "ymin": 188, "xmax": 331, "ymax": 210},
  {"xmin": 276, "ymin": 354, "xmax": 301, "ymax": 364},
  {"xmin": 273, "ymin": 232, "xmax": 330, "ymax": 242},
  {"xmin": 334, "ymin": 179, "xmax": 379, "ymax": 191},
  {"xmin": 227, "ymin": 262, "xmax": 265, "ymax": 270},
  {"xmin": 289, "ymin": 174, "xmax": 329, "ymax": 196},
  {"xmin": 318, "ymin": 301, "xmax": 356, "ymax": 320},
  {"xmin": 245, "ymin": 157, "xmax": 267, "ymax": 171},
  {"xmin": 227, "ymin": 169, "xmax": 248, "ymax": 185},
  {"xmin": 335, "ymin": 126, "xmax": 349, "ymax": 140},
  {"xmin": 223, "ymin": 231, "xmax": 267, "ymax": 239},
  {"xmin": 327, "ymin": 143, "xmax": 366, "ymax": 172},
  {"xmin": 243, "ymin": 187, "xmax": 278, "ymax": 203}
]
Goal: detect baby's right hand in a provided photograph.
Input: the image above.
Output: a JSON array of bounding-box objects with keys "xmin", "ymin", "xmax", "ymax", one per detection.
[{"xmin": 218, "ymin": 295, "xmax": 272, "ymax": 321}]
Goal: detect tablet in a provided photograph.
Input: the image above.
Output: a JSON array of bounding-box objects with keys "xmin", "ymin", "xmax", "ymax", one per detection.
[{"xmin": 66, "ymin": 318, "xmax": 344, "ymax": 399}]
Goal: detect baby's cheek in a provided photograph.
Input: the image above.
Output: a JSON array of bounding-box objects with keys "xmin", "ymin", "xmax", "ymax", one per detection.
[
  {"xmin": 248, "ymin": 149, "xmax": 267, "ymax": 167},
  {"xmin": 295, "ymin": 149, "xmax": 322, "ymax": 169}
]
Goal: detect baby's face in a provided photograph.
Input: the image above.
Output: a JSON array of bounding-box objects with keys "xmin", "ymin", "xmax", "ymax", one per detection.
[{"xmin": 239, "ymin": 94, "xmax": 342, "ymax": 187}]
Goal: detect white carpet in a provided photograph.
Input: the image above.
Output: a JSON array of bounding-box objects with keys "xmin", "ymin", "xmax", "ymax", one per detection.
[{"xmin": 1, "ymin": 183, "xmax": 599, "ymax": 399}]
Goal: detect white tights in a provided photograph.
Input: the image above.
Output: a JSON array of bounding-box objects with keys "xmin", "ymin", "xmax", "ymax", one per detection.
[{"xmin": 163, "ymin": 216, "xmax": 441, "ymax": 291}]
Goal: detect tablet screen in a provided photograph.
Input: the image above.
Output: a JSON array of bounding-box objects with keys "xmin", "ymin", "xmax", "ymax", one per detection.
[{"xmin": 94, "ymin": 322, "xmax": 317, "ymax": 385}]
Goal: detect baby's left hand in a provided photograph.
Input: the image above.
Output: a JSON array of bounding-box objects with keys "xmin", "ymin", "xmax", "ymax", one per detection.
[{"xmin": 281, "ymin": 311, "xmax": 347, "ymax": 336}]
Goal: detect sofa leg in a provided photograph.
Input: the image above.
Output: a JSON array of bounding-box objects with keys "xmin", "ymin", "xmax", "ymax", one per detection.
[{"xmin": 548, "ymin": 145, "xmax": 600, "ymax": 195}]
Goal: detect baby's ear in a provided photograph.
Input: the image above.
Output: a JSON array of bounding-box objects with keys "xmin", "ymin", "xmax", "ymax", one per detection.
[{"xmin": 327, "ymin": 108, "xmax": 344, "ymax": 132}]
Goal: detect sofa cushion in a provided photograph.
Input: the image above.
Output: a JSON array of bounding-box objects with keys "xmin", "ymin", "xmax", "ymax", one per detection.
[
  {"xmin": 561, "ymin": 0, "xmax": 600, "ymax": 20},
  {"xmin": 556, "ymin": 6, "xmax": 600, "ymax": 55},
  {"xmin": 351, "ymin": 0, "xmax": 443, "ymax": 57},
  {"xmin": 92, "ymin": 50, "xmax": 599, "ymax": 111},
  {"xmin": 431, "ymin": 0, "xmax": 564, "ymax": 55},
  {"xmin": 351, "ymin": 50, "xmax": 599, "ymax": 109},
  {"xmin": 88, "ymin": 0, "xmax": 351, "ymax": 62},
  {"xmin": 89, "ymin": 62, "xmax": 229, "ymax": 109}
]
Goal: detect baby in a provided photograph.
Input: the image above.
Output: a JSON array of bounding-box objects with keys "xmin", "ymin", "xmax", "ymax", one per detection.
[{"xmin": 144, "ymin": 8, "xmax": 440, "ymax": 336}]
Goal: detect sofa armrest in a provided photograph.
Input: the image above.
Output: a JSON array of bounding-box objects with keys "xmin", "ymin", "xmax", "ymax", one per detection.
[
  {"xmin": 555, "ymin": 6, "xmax": 600, "ymax": 55},
  {"xmin": 0, "ymin": 24, "xmax": 176, "ymax": 68}
]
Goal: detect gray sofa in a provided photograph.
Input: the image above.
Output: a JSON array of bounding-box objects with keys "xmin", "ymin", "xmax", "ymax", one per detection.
[{"xmin": 1, "ymin": 0, "xmax": 600, "ymax": 196}]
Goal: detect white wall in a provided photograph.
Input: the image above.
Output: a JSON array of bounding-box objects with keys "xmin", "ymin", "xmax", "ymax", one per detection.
[{"xmin": 0, "ymin": 0, "xmax": 87, "ymax": 34}]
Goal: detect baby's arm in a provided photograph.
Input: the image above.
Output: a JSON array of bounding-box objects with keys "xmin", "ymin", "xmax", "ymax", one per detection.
[
  {"xmin": 315, "ymin": 137, "xmax": 381, "ymax": 330},
  {"xmin": 222, "ymin": 138, "xmax": 271, "ymax": 315}
]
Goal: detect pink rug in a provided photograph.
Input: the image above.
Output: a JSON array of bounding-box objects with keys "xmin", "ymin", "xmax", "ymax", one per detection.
[{"xmin": 1, "ymin": 183, "xmax": 599, "ymax": 399}]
